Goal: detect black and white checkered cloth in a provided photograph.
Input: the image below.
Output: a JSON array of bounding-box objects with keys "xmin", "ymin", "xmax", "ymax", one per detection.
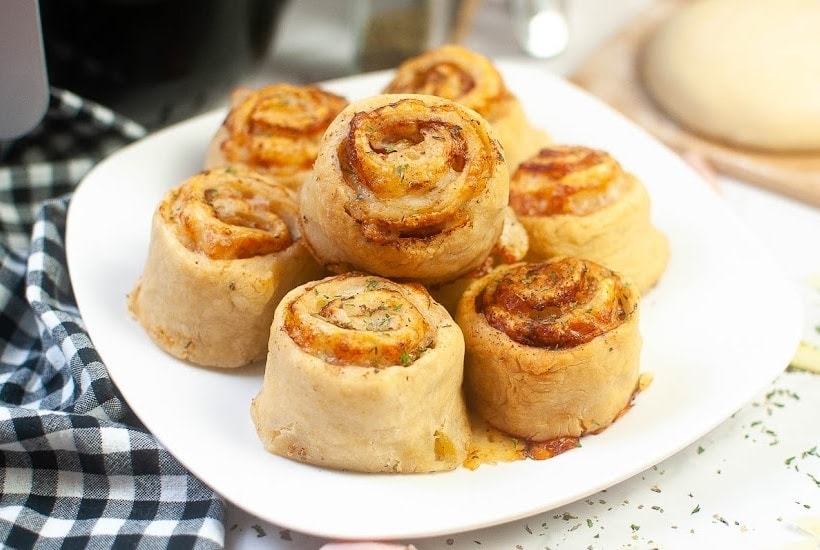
[{"xmin": 1, "ymin": 89, "xmax": 225, "ymax": 548}]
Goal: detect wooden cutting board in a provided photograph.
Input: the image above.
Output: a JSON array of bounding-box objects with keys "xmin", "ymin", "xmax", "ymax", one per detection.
[{"xmin": 569, "ymin": 0, "xmax": 820, "ymax": 207}]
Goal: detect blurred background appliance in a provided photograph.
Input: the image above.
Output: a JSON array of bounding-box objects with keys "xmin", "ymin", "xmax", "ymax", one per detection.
[
  {"xmin": 0, "ymin": 0, "xmax": 49, "ymax": 140},
  {"xmin": 38, "ymin": 0, "xmax": 288, "ymax": 130}
]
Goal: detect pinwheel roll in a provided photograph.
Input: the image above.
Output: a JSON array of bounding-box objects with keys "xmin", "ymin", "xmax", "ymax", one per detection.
[
  {"xmin": 509, "ymin": 145, "xmax": 669, "ymax": 293},
  {"xmin": 383, "ymin": 44, "xmax": 550, "ymax": 171},
  {"xmin": 251, "ymin": 273, "xmax": 471, "ymax": 473},
  {"xmin": 456, "ymin": 257, "xmax": 642, "ymax": 442},
  {"xmin": 205, "ymin": 83, "xmax": 348, "ymax": 189},
  {"xmin": 300, "ymin": 93, "xmax": 509, "ymax": 287},
  {"xmin": 128, "ymin": 167, "xmax": 324, "ymax": 368}
]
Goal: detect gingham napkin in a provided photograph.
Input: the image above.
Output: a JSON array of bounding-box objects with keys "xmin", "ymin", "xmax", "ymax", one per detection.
[{"xmin": 0, "ymin": 89, "xmax": 224, "ymax": 548}]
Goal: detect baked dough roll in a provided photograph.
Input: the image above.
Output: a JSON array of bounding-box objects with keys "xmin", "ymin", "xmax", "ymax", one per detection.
[
  {"xmin": 383, "ymin": 44, "xmax": 550, "ymax": 171},
  {"xmin": 251, "ymin": 273, "xmax": 471, "ymax": 473},
  {"xmin": 509, "ymin": 145, "xmax": 669, "ymax": 293},
  {"xmin": 128, "ymin": 167, "xmax": 324, "ymax": 368},
  {"xmin": 300, "ymin": 93, "xmax": 509, "ymax": 287},
  {"xmin": 205, "ymin": 83, "xmax": 348, "ymax": 189},
  {"xmin": 457, "ymin": 257, "xmax": 642, "ymax": 442}
]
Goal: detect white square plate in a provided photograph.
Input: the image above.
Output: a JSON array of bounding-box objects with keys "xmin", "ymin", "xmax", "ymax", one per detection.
[{"xmin": 66, "ymin": 62, "xmax": 802, "ymax": 540}]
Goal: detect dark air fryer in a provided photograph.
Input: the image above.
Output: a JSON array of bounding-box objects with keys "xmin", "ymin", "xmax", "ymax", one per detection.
[{"xmin": 39, "ymin": 0, "xmax": 288, "ymax": 129}]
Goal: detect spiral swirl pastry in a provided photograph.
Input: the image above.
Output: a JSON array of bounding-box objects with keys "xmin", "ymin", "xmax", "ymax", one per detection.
[
  {"xmin": 205, "ymin": 84, "xmax": 348, "ymax": 189},
  {"xmin": 480, "ymin": 257, "xmax": 629, "ymax": 348},
  {"xmin": 509, "ymin": 145, "xmax": 669, "ymax": 293},
  {"xmin": 284, "ymin": 272, "xmax": 436, "ymax": 369},
  {"xmin": 509, "ymin": 145, "xmax": 629, "ymax": 216},
  {"xmin": 167, "ymin": 167, "xmax": 296, "ymax": 260},
  {"xmin": 383, "ymin": 44, "xmax": 550, "ymax": 171},
  {"xmin": 299, "ymin": 93, "xmax": 509, "ymax": 286},
  {"xmin": 456, "ymin": 257, "xmax": 642, "ymax": 442},
  {"xmin": 128, "ymin": 167, "xmax": 324, "ymax": 368},
  {"xmin": 251, "ymin": 273, "xmax": 471, "ymax": 473}
]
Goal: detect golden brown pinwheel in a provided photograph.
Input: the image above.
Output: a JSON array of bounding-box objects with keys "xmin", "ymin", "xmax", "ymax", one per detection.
[
  {"xmin": 383, "ymin": 44, "xmax": 550, "ymax": 171},
  {"xmin": 509, "ymin": 145, "xmax": 669, "ymax": 293},
  {"xmin": 299, "ymin": 93, "xmax": 510, "ymax": 287},
  {"xmin": 128, "ymin": 166, "xmax": 324, "ymax": 368},
  {"xmin": 456, "ymin": 256, "xmax": 642, "ymax": 442},
  {"xmin": 205, "ymin": 83, "xmax": 348, "ymax": 189},
  {"xmin": 251, "ymin": 273, "xmax": 471, "ymax": 473}
]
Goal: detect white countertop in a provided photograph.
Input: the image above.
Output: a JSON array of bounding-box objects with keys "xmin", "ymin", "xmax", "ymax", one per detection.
[{"xmin": 226, "ymin": 2, "xmax": 820, "ymax": 548}]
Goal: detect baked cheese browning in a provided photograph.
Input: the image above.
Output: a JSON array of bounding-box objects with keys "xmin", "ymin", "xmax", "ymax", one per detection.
[
  {"xmin": 509, "ymin": 145, "xmax": 632, "ymax": 217},
  {"xmin": 164, "ymin": 167, "xmax": 297, "ymax": 260},
  {"xmin": 338, "ymin": 97, "xmax": 500, "ymax": 243},
  {"xmin": 526, "ymin": 436, "xmax": 581, "ymax": 460},
  {"xmin": 477, "ymin": 257, "xmax": 629, "ymax": 349},
  {"xmin": 383, "ymin": 44, "xmax": 510, "ymax": 120},
  {"xmin": 283, "ymin": 273, "xmax": 436, "ymax": 368},
  {"xmin": 218, "ymin": 84, "xmax": 348, "ymax": 176}
]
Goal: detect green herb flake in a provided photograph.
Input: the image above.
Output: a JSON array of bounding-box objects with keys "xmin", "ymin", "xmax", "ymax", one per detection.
[
  {"xmin": 691, "ymin": 505, "xmax": 701, "ymax": 514},
  {"xmin": 397, "ymin": 163, "xmax": 409, "ymax": 181}
]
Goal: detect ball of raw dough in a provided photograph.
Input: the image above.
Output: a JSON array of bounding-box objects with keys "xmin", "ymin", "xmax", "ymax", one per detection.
[{"xmin": 640, "ymin": 0, "xmax": 820, "ymax": 152}]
